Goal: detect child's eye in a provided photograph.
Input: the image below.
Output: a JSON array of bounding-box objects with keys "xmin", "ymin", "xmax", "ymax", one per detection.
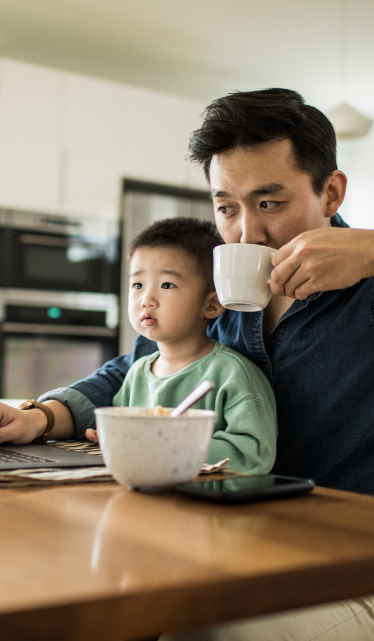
[
  {"xmin": 161, "ymin": 282, "xmax": 175, "ymax": 289},
  {"xmin": 132, "ymin": 282, "xmax": 142, "ymax": 289}
]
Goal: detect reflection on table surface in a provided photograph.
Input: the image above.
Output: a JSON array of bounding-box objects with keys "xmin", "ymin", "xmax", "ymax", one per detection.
[
  {"xmin": 1, "ymin": 483, "xmax": 374, "ymax": 606},
  {"xmin": 1, "ymin": 482, "xmax": 374, "ymax": 641}
]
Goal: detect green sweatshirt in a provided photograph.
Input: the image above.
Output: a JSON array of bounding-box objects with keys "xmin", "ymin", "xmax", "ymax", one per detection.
[{"xmin": 113, "ymin": 342, "xmax": 277, "ymax": 474}]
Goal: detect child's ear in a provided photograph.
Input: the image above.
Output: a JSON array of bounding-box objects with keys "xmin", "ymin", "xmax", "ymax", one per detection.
[{"xmin": 204, "ymin": 291, "xmax": 225, "ymax": 319}]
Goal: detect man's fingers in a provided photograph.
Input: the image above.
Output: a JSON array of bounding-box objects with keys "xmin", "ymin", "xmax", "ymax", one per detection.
[
  {"xmin": 271, "ymin": 256, "xmax": 302, "ymax": 296},
  {"xmin": 271, "ymin": 227, "xmax": 371, "ymax": 300},
  {"xmin": 292, "ymin": 280, "xmax": 314, "ymax": 300},
  {"xmin": 284, "ymin": 273, "xmax": 311, "ymax": 299},
  {"xmin": 272, "ymin": 265, "xmax": 311, "ymax": 299},
  {"xmin": 0, "ymin": 423, "xmax": 25, "ymax": 444},
  {"xmin": 272, "ymin": 238, "xmax": 296, "ymax": 267}
]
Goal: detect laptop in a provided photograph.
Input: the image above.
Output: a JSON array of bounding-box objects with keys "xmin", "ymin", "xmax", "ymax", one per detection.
[
  {"xmin": 0, "ymin": 441, "xmax": 105, "ymax": 470},
  {"xmin": 0, "ymin": 400, "xmax": 105, "ymax": 470}
]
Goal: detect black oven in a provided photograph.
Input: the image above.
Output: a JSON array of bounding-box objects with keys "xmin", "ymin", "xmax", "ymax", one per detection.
[
  {"xmin": 0, "ymin": 210, "xmax": 120, "ymax": 294},
  {"xmin": 0, "ymin": 289, "xmax": 119, "ymax": 399}
]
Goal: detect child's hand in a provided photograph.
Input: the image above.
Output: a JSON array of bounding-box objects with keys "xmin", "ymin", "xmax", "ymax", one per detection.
[{"xmin": 85, "ymin": 428, "xmax": 99, "ymax": 444}]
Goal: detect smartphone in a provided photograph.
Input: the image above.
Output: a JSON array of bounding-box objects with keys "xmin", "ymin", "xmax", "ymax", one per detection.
[{"xmin": 175, "ymin": 474, "xmax": 315, "ymax": 504}]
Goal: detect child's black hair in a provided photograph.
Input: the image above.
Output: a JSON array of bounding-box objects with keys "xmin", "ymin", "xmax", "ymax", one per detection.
[{"xmin": 129, "ymin": 217, "xmax": 224, "ymax": 291}]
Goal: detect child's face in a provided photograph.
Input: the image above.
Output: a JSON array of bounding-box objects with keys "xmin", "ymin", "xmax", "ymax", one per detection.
[{"xmin": 128, "ymin": 246, "xmax": 217, "ymax": 345}]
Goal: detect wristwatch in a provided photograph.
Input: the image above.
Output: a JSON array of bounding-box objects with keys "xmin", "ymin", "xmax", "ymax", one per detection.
[{"xmin": 18, "ymin": 400, "xmax": 55, "ymax": 443}]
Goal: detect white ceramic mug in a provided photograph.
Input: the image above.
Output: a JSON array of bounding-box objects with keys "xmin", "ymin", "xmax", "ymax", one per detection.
[{"xmin": 213, "ymin": 244, "xmax": 277, "ymax": 312}]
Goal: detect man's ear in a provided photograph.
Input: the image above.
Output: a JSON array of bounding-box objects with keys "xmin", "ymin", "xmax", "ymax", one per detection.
[
  {"xmin": 324, "ymin": 170, "xmax": 347, "ymax": 218},
  {"xmin": 204, "ymin": 291, "xmax": 225, "ymax": 320}
]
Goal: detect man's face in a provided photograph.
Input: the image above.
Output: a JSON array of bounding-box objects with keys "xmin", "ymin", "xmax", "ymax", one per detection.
[{"xmin": 210, "ymin": 139, "xmax": 332, "ymax": 250}]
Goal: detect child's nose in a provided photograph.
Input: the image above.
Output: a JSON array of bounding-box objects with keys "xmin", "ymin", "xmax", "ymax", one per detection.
[{"xmin": 141, "ymin": 289, "xmax": 157, "ymax": 307}]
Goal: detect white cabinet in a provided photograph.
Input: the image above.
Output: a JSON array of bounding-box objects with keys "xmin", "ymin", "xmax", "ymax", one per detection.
[
  {"xmin": 0, "ymin": 61, "xmax": 122, "ymax": 219},
  {"xmin": 0, "ymin": 58, "xmax": 206, "ymax": 219},
  {"xmin": 60, "ymin": 74, "xmax": 121, "ymax": 219},
  {"xmin": 118, "ymin": 84, "xmax": 206, "ymax": 188},
  {"xmin": 0, "ymin": 59, "xmax": 61, "ymax": 212}
]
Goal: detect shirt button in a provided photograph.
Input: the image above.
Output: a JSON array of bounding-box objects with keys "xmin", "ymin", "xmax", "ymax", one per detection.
[{"xmin": 263, "ymin": 364, "xmax": 270, "ymax": 373}]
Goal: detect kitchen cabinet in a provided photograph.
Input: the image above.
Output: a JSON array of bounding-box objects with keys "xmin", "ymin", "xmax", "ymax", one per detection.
[
  {"xmin": 0, "ymin": 59, "xmax": 61, "ymax": 212},
  {"xmin": 61, "ymin": 73, "xmax": 121, "ymax": 219},
  {"xmin": 118, "ymin": 84, "xmax": 205, "ymax": 187},
  {"xmin": 0, "ymin": 58, "xmax": 205, "ymax": 220}
]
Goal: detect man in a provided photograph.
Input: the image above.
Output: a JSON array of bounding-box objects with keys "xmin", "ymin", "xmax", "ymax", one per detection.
[
  {"xmin": 187, "ymin": 88, "xmax": 374, "ymax": 495},
  {"xmin": 1, "ymin": 88, "xmax": 374, "ymax": 639}
]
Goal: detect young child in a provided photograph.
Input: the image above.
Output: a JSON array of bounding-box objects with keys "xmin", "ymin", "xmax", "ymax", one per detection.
[{"xmin": 87, "ymin": 217, "xmax": 277, "ymax": 474}]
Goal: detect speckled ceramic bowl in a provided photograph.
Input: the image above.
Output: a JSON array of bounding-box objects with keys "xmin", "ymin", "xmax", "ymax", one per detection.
[{"xmin": 94, "ymin": 407, "xmax": 216, "ymax": 489}]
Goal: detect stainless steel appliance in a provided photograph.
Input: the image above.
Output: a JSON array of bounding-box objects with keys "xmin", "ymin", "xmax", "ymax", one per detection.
[
  {"xmin": 0, "ymin": 289, "xmax": 119, "ymax": 399},
  {"xmin": 0, "ymin": 209, "xmax": 120, "ymax": 293},
  {"xmin": 120, "ymin": 179, "xmax": 214, "ymax": 354},
  {"xmin": 0, "ymin": 209, "xmax": 121, "ymax": 398}
]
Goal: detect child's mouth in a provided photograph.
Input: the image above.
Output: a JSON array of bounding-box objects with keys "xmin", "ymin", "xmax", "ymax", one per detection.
[{"xmin": 141, "ymin": 314, "xmax": 157, "ymax": 327}]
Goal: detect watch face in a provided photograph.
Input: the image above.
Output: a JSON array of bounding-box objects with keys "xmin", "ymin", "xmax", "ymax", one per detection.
[
  {"xmin": 19, "ymin": 400, "xmax": 37, "ymax": 410},
  {"xmin": 19, "ymin": 401, "xmax": 54, "ymax": 440}
]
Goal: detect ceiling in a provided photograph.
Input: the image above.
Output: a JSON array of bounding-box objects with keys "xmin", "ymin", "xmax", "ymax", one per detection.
[{"xmin": 0, "ymin": 0, "xmax": 373, "ymax": 115}]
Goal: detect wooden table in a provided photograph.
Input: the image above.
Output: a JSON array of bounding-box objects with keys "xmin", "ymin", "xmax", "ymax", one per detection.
[{"xmin": 1, "ymin": 482, "xmax": 374, "ymax": 641}]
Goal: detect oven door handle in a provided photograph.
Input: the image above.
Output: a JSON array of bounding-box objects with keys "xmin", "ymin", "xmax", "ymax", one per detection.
[
  {"xmin": 1, "ymin": 322, "xmax": 117, "ymax": 337},
  {"xmin": 19, "ymin": 234, "xmax": 70, "ymax": 248}
]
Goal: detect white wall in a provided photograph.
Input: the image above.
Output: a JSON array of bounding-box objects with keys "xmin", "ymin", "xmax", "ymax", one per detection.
[
  {"xmin": 0, "ymin": 59, "xmax": 61, "ymax": 213},
  {"xmin": 0, "ymin": 58, "xmax": 207, "ymax": 221},
  {"xmin": 1, "ymin": 56, "xmax": 372, "ymax": 229},
  {"xmin": 337, "ymin": 132, "xmax": 374, "ymax": 229}
]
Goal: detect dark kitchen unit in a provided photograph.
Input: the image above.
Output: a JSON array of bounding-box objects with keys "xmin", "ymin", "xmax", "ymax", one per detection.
[
  {"xmin": 0, "ymin": 209, "xmax": 121, "ymax": 399},
  {"xmin": 120, "ymin": 179, "xmax": 214, "ymax": 354}
]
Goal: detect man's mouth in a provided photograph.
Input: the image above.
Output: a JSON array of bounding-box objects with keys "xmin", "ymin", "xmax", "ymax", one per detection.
[{"xmin": 141, "ymin": 313, "xmax": 157, "ymax": 327}]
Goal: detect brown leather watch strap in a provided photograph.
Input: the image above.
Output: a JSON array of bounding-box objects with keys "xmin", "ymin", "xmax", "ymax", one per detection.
[{"xmin": 18, "ymin": 400, "xmax": 55, "ymax": 443}]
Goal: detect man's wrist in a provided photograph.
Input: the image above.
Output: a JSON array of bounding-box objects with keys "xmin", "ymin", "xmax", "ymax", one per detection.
[
  {"xmin": 363, "ymin": 230, "xmax": 374, "ymax": 279},
  {"xmin": 21, "ymin": 407, "xmax": 48, "ymax": 440},
  {"xmin": 356, "ymin": 229, "xmax": 374, "ymax": 279},
  {"xmin": 18, "ymin": 400, "xmax": 55, "ymax": 442}
]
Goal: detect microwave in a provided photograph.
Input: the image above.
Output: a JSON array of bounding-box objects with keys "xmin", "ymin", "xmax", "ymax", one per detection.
[{"xmin": 0, "ymin": 209, "xmax": 121, "ymax": 295}]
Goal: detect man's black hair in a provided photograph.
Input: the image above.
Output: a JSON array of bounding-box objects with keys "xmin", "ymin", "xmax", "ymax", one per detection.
[
  {"xmin": 129, "ymin": 217, "xmax": 223, "ymax": 291},
  {"xmin": 188, "ymin": 88, "xmax": 337, "ymax": 195}
]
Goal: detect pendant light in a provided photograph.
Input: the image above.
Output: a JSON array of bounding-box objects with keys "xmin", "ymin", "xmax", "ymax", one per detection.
[{"xmin": 328, "ymin": 103, "xmax": 372, "ymax": 139}]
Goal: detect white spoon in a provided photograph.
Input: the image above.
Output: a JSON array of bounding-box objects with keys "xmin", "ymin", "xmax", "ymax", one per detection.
[{"xmin": 170, "ymin": 380, "xmax": 215, "ymax": 417}]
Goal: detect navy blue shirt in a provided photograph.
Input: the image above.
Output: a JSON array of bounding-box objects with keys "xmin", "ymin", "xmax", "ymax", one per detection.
[{"xmin": 41, "ymin": 214, "xmax": 374, "ymax": 495}]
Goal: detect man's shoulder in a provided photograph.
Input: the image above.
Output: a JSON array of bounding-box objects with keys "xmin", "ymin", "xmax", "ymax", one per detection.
[{"xmin": 207, "ymin": 308, "xmax": 258, "ymax": 347}]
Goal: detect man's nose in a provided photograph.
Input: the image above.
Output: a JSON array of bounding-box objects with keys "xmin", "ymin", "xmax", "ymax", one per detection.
[{"xmin": 240, "ymin": 210, "xmax": 268, "ymax": 245}]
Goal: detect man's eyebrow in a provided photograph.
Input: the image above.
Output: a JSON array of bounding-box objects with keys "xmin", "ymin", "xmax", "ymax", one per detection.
[
  {"xmin": 250, "ymin": 183, "xmax": 286, "ymax": 196},
  {"xmin": 210, "ymin": 183, "xmax": 286, "ymax": 199},
  {"xmin": 210, "ymin": 190, "xmax": 230, "ymax": 198}
]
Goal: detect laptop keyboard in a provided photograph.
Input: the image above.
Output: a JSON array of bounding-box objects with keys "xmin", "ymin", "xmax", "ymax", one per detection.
[{"xmin": 0, "ymin": 449, "xmax": 55, "ymax": 464}]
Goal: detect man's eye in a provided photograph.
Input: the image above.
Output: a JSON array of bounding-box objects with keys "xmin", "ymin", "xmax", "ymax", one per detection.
[
  {"xmin": 217, "ymin": 205, "xmax": 233, "ymax": 215},
  {"xmin": 260, "ymin": 201, "xmax": 279, "ymax": 210},
  {"xmin": 132, "ymin": 282, "xmax": 142, "ymax": 289},
  {"xmin": 161, "ymin": 282, "xmax": 175, "ymax": 289}
]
